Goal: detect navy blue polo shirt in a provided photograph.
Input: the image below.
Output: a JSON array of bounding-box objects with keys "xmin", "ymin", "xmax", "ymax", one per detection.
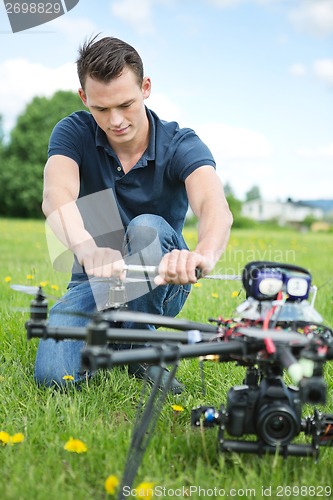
[{"xmin": 48, "ymin": 108, "xmax": 216, "ymax": 236}]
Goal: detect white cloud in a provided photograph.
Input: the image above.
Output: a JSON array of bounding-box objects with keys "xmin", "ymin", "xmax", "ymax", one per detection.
[
  {"xmin": 313, "ymin": 59, "xmax": 333, "ymax": 86},
  {"xmin": 221, "ymin": 160, "xmax": 275, "ymax": 198},
  {"xmin": 196, "ymin": 122, "xmax": 273, "ymax": 160},
  {"xmin": 208, "ymin": 0, "xmax": 333, "ymax": 39},
  {"xmin": 110, "ymin": 0, "xmax": 156, "ymax": 34},
  {"xmin": 298, "ymin": 142, "xmax": 333, "ymax": 158},
  {"xmin": 147, "ymin": 93, "xmax": 185, "ymax": 123},
  {"xmin": 289, "ymin": 0, "xmax": 333, "ymax": 37},
  {"xmin": 289, "ymin": 63, "xmax": 307, "ymax": 77},
  {"xmin": 0, "ymin": 59, "xmax": 78, "ymax": 133},
  {"xmin": 288, "ymin": 59, "xmax": 333, "ymax": 87},
  {"xmin": 207, "ymin": 0, "xmax": 286, "ymax": 8},
  {"xmin": 51, "ymin": 16, "xmax": 97, "ymax": 43},
  {"xmin": 192, "ymin": 122, "xmax": 275, "ymax": 197},
  {"xmin": 319, "ymin": 142, "xmax": 333, "ymax": 156},
  {"xmin": 207, "ymin": 0, "xmax": 246, "ymax": 6}
]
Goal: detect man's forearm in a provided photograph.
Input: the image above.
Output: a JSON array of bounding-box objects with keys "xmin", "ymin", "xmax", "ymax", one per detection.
[
  {"xmin": 195, "ymin": 201, "xmax": 233, "ymax": 269},
  {"xmin": 45, "ymin": 200, "xmax": 96, "ymax": 252}
]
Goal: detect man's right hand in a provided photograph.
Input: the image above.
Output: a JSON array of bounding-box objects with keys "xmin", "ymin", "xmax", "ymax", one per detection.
[{"xmin": 74, "ymin": 239, "xmax": 125, "ymax": 278}]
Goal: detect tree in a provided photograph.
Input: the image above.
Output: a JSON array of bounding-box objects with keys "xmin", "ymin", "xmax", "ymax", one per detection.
[
  {"xmin": 0, "ymin": 114, "xmax": 4, "ymax": 146},
  {"xmin": 0, "ymin": 91, "xmax": 86, "ymax": 217},
  {"xmin": 226, "ymin": 193, "xmax": 257, "ymax": 229},
  {"xmin": 0, "ymin": 114, "xmax": 4, "ymax": 163},
  {"xmin": 245, "ymin": 185, "xmax": 261, "ymax": 202},
  {"xmin": 223, "ymin": 181, "xmax": 234, "ymax": 197}
]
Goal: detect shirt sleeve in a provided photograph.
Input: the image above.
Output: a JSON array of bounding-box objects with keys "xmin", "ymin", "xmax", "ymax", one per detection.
[
  {"xmin": 48, "ymin": 114, "xmax": 84, "ymax": 165},
  {"xmin": 169, "ymin": 128, "xmax": 216, "ymax": 182}
]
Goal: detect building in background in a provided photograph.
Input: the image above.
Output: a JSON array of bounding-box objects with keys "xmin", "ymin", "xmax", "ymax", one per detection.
[{"xmin": 241, "ymin": 199, "xmax": 331, "ymax": 228}]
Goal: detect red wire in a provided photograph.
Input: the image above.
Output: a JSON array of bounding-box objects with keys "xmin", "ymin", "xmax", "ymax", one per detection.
[{"xmin": 263, "ymin": 291, "xmax": 283, "ymax": 330}]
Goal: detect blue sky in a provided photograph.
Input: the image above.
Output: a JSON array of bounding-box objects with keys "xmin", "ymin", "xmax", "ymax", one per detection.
[{"xmin": 0, "ymin": 0, "xmax": 332, "ymax": 201}]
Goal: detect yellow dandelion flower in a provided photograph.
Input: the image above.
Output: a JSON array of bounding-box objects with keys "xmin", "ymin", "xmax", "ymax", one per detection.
[
  {"xmin": 9, "ymin": 433, "xmax": 24, "ymax": 444},
  {"xmin": 231, "ymin": 290, "xmax": 239, "ymax": 298},
  {"xmin": 0, "ymin": 431, "xmax": 11, "ymax": 444},
  {"xmin": 26, "ymin": 274, "xmax": 34, "ymax": 280},
  {"xmin": 63, "ymin": 375, "xmax": 74, "ymax": 381},
  {"xmin": 211, "ymin": 292, "xmax": 219, "ymax": 299},
  {"xmin": 39, "ymin": 281, "xmax": 49, "ymax": 288},
  {"xmin": 135, "ymin": 482, "xmax": 155, "ymax": 499},
  {"xmin": 4, "ymin": 276, "xmax": 12, "ymax": 283},
  {"xmin": 64, "ymin": 437, "xmax": 88, "ymax": 454},
  {"xmin": 51, "ymin": 284, "xmax": 59, "ymax": 291},
  {"xmin": 193, "ymin": 282, "xmax": 202, "ymax": 288},
  {"xmin": 104, "ymin": 474, "xmax": 120, "ymax": 495},
  {"xmin": 171, "ymin": 404, "xmax": 184, "ymax": 412}
]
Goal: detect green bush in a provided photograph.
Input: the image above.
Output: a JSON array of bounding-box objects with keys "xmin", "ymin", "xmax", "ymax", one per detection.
[{"xmin": 0, "ymin": 91, "xmax": 86, "ymax": 218}]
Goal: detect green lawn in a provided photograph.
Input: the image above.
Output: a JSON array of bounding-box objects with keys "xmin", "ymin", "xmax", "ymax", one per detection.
[{"xmin": 0, "ymin": 218, "xmax": 332, "ymax": 499}]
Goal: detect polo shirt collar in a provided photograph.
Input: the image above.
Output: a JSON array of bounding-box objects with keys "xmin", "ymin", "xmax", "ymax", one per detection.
[
  {"xmin": 95, "ymin": 125, "xmax": 110, "ymax": 149},
  {"xmin": 144, "ymin": 107, "xmax": 156, "ymax": 162},
  {"xmin": 94, "ymin": 107, "xmax": 156, "ymax": 163}
]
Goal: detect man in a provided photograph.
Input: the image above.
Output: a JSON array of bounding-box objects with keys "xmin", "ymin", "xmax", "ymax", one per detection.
[{"xmin": 34, "ymin": 35, "xmax": 233, "ymax": 393}]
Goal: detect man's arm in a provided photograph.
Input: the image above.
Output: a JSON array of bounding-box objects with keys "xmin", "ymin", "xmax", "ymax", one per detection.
[
  {"xmin": 156, "ymin": 166, "xmax": 232, "ymax": 285},
  {"xmin": 43, "ymin": 155, "xmax": 124, "ymax": 277}
]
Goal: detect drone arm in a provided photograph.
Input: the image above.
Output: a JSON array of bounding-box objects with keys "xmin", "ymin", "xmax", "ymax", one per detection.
[
  {"xmin": 25, "ymin": 321, "xmax": 87, "ymax": 341},
  {"xmin": 26, "ymin": 315, "xmax": 218, "ymax": 350},
  {"xmin": 81, "ymin": 340, "xmax": 245, "ymax": 372}
]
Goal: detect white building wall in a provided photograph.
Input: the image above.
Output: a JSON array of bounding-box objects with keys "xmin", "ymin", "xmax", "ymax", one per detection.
[{"xmin": 242, "ymin": 200, "xmax": 324, "ymax": 224}]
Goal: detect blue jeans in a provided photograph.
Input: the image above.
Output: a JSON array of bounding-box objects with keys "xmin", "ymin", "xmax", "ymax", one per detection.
[{"xmin": 34, "ymin": 215, "xmax": 191, "ymax": 386}]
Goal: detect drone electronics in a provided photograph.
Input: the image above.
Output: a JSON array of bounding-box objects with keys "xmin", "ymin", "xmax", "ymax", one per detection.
[
  {"xmin": 242, "ymin": 261, "xmax": 312, "ymax": 301},
  {"xmin": 16, "ymin": 261, "xmax": 333, "ymax": 499}
]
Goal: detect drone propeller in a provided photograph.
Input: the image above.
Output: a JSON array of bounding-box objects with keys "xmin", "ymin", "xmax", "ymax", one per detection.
[
  {"xmin": 11, "ymin": 284, "xmax": 43, "ymax": 296},
  {"xmin": 101, "ymin": 309, "xmax": 217, "ymax": 333},
  {"xmin": 236, "ymin": 327, "xmax": 309, "ymax": 346},
  {"xmin": 10, "ymin": 284, "xmax": 60, "ymax": 301}
]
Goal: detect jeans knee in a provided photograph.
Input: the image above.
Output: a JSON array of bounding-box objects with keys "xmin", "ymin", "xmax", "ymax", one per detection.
[
  {"xmin": 125, "ymin": 215, "xmax": 165, "ymax": 260},
  {"xmin": 128, "ymin": 214, "xmax": 164, "ymax": 230}
]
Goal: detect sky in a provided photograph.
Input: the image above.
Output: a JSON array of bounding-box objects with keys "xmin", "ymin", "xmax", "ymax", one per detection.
[{"xmin": 0, "ymin": 0, "xmax": 332, "ymax": 201}]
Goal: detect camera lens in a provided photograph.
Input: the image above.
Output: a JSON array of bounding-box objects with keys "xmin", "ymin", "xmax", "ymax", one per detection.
[{"xmin": 257, "ymin": 405, "xmax": 299, "ymax": 446}]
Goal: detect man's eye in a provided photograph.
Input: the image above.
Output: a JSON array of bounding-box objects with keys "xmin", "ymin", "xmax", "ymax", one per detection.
[{"xmin": 97, "ymin": 108, "xmax": 107, "ymax": 112}]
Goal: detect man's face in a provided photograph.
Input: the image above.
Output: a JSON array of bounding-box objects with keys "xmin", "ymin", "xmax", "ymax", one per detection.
[{"xmin": 78, "ymin": 68, "xmax": 151, "ymax": 146}]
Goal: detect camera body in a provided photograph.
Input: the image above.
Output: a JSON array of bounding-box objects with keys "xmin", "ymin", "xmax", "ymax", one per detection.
[
  {"xmin": 225, "ymin": 377, "xmax": 302, "ymax": 446},
  {"xmin": 192, "ymin": 376, "xmax": 302, "ymax": 447}
]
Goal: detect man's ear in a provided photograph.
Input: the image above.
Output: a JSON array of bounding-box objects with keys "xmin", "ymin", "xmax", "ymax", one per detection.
[
  {"xmin": 78, "ymin": 88, "xmax": 88, "ymax": 106},
  {"xmin": 141, "ymin": 77, "xmax": 151, "ymax": 99}
]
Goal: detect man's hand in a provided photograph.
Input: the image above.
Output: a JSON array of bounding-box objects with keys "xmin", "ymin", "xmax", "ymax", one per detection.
[
  {"xmin": 74, "ymin": 239, "xmax": 125, "ymax": 278},
  {"xmin": 154, "ymin": 249, "xmax": 213, "ymax": 285}
]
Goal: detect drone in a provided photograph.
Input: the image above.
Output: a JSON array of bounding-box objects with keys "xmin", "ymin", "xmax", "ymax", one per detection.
[{"xmin": 15, "ymin": 260, "xmax": 333, "ymax": 499}]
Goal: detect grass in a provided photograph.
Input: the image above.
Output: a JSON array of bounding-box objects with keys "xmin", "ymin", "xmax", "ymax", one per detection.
[{"xmin": 0, "ymin": 217, "xmax": 333, "ymax": 499}]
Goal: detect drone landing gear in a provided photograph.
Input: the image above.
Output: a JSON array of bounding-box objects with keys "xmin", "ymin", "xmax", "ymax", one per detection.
[
  {"xmin": 118, "ymin": 345, "xmax": 181, "ymax": 500},
  {"xmin": 218, "ymin": 416, "xmax": 319, "ymax": 459},
  {"xmin": 216, "ymin": 406, "xmax": 333, "ymax": 460}
]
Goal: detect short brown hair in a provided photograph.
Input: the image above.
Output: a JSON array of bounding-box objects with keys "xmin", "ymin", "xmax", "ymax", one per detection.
[{"xmin": 77, "ymin": 35, "xmax": 144, "ymax": 89}]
